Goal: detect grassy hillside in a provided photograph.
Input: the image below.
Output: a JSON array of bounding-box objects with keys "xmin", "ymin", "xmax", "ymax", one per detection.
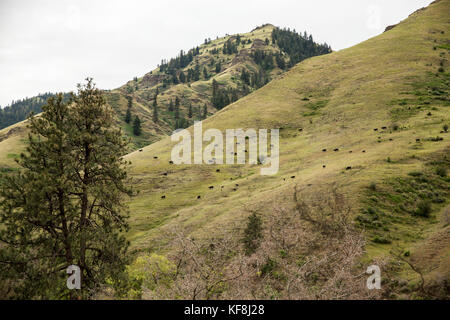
[
  {"xmin": 118, "ymin": 0, "xmax": 449, "ymax": 298},
  {"xmin": 1, "ymin": 0, "xmax": 448, "ymax": 299}
]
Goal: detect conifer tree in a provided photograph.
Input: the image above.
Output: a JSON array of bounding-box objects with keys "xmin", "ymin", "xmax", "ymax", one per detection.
[
  {"xmin": 125, "ymin": 107, "xmax": 132, "ymax": 124},
  {"xmin": 202, "ymin": 104, "xmax": 207, "ymax": 119},
  {"xmin": 0, "ymin": 79, "xmax": 132, "ymax": 299},
  {"xmin": 188, "ymin": 103, "xmax": 193, "ymax": 118},
  {"xmin": 133, "ymin": 115, "xmax": 142, "ymax": 136}
]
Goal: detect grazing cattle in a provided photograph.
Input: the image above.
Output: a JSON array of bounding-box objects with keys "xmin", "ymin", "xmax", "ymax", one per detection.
[
  {"xmin": 323, "ymin": 165, "xmax": 326, "ymax": 168},
  {"xmin": 139, "ymin": 149, "xmax": 143, "ymax": 152},
  {"xmin": 154, "ymin": 156, "xmax": 158, "ymax": 159},
  {"xmin": 374, "ymin": 128, "xmax": 378, "ymax": 131},
  {"xmin": 161, "ymin": 195, "xmax": 166, "ymax": 199},
  {"xmin": 216, "ymin": 169, "xmax": 220, "ymax": 172},
  {"xmin": 346, "ymin": 167, "xmax": 352, "ymax": 170},
  {"xmin": 209, "ymin": 186, "xmax": 214, "ymax": 189},
  {"xmin": 322, "ymin": 149, "xmax": 327, "ymax": 152},
  {"xmin": 382, "ymin": 126, "xmax": 387, "ymax": 130},
  {"xmin": 197, "ymin": 195, "xmax": 201, "ymax": 199},
  {"xmin": 416, "ymin": 138, "xmax": 421, "ymax": 142},
  {"xmin": 389, "ymin": 138, "xmax": 393, "ymax": 141},
  {"xmin": 235, "ymin": 184, "xmax": 239, "ymax": 187},
  {"xmin": 163, "ymin": 172, "xmax": 168, "ymax": 176},
  {"xmin": 291, "ymin": 176, "xmax": 296, "ymax": 179},
  {"xmin": 349, "ymin": 151, "xmax": 353, "ymax": 153},
  {"xmin": 169, "ymin": 161, "xmax": 174, "ymax": 164},
  {"xmin": 232, "ymin": 188, "xmax": 237, "ymax": 191},
  {"xmin": 334, "ymin": 148, "xmax": 339, "ymax": 152},
  {"xmin": 299, "ymin": 128, "xmax": 303, "ymax": 132},
  {"xmin": 362, "ymin": 150, "xmax": 366, "ymax": 153}
]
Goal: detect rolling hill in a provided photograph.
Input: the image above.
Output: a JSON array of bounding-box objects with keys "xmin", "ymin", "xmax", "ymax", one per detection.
[{"xmin": 118, "ymin": 0, "xmax": 449, "ymax": 298}]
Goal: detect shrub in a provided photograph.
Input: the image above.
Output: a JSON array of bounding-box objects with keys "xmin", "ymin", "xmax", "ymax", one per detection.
[
  {"xmin": 443, "ymin": 124, "xmax": 448, "ymax": 132},
  {"xmin": 408, "ymin": 171, "xmax": 423, "ymax": 177},
  {"xmin": 415, "ymin": 200, "xmax": 432, "ymax": 218},
  {"xmin": 372, "ymin": 236, "xmax": 391, "ymax": 244},
  {"xmin": 242, "ymin": 212, "xmax": 263, "ymax": 255},
  {"xmin": 260, "ymin": 257, "xmax": 277, "ymax": 276},
  {"xmin": 369, "ymin": 182, "xmax": 377, "ymax": 191},
  {"xmin": 436, "ymin": 167, "xmax": 447, "ymax": 177}
]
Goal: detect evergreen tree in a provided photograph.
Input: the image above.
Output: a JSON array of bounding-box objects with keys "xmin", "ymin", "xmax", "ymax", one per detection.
[
  {"xmin": 0, "ymin": 79, "xmax": 132, "ymax": 299},
  {"xmin": 174, "ymin": 105, "xmax": 180, "ymax": 120},
  {"xmin": 202, "ymin": 104, "xmax": 207, "ymax": 119},
  {"xmin": 188, "ymin": 103, "xmax": 193, "ymax": 118},
  {"xmin": 153, "ymin": 104, "xmax": 158, "ymax": 123},
  {"xmin": 125, "ymin": 107, "xmax": 131, "ymax": 124},
  {"xmin": 133, "ymin": 115, "xmax": 142, "ymax": 136},
  {"xmin": 168, "ymin": 99, "xmax": 174, "ymax": 112},
  {"xmin": 127, "ymin": 95, "xmax": 132, "ymax": 109},
  {"xmin": 179, "ymin": 71, "xmax": 186, "ymax": 83}
]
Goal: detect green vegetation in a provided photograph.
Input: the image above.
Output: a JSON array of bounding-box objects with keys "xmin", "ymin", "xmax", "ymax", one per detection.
[{"xmin": 0, "ymin": 80, "xmax": 133, "ymax": 299}]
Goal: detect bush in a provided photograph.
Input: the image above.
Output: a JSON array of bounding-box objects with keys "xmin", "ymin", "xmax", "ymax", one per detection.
[
  {"xmin": 242, "ymin": 212, "xmax": 263, "ymax": 255},
  {"xmin": 372, "ymin": 236, "xmax": 391, "ymax": 244},
  {"xmin": 436, "ymin": 167, "xmax": 447, "ymax": 177},
  {"xmin": 415, "ymin": 200, "xmax": 432, "ymax": 218},
  {"xmin": 443, "ymin": 124, "xmax": 448, "ymax": 132},
  {"xmin": 369, "ymin": 182, "xmax": 377, "ymax": 191},
  {"xmin": 408, "ymin": 171, "xmax": 423, "ymax": 177}
]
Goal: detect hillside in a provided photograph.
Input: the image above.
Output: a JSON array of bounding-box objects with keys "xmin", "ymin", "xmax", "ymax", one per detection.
[
  {"xmin": 0, "ymin": 0, "xmax": 449, "ymax": 299},
  {"xmin": 106, "ymin": 24, "xmax": 331, "ymax": 148},
  {"xmin": 118, "ymin": 0, "xmax": 449, "ymax": 298},
  {"xmin": 0, "ymin": 25, "xmax": 331, "ymax": 151}
]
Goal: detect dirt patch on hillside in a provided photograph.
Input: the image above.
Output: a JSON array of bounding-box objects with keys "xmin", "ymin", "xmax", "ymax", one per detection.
[{"xmin": 0, "ymin": 126, "xmax": 24, "ymax": 143}]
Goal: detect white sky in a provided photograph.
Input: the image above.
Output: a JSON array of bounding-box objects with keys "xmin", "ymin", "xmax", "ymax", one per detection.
[{"xmin": 0, "ymin": 0, "xmax": 433, "ymax": 107}]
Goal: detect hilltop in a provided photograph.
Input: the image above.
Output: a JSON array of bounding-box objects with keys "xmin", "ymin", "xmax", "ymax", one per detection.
[{"xmin": 0, "ymin": 25, "xmax": 331, "ymax": 150}]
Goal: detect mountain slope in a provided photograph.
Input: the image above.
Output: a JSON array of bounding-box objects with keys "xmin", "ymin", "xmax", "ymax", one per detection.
[
  {"xmin": 105, "ymin": 24, "xmax": 331, "ymax": 148},
  {"xmin": 0, "ymin": 0, "xmax": 448, "ymax": 299},
  {"xmin": 0, "ymin": 24, "xmax": 331, "ymax": 151},
  {"xmin": 120, "ymin": 0, "xmax": 449, "ymax": 296}
]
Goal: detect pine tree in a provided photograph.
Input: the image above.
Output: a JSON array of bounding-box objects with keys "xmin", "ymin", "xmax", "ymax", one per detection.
[
  {"xmin": 202, "ymin": 104, "xmax": 207, "ymax": 119},
  {"xmin": 168, "ymin": 99, "xmax": 174, "ymax": 112},
  {"xmin": 127, "ymin": 95, "xmax": 132, "ymax": 109},
  {"xmin": 125, "ymin": 107, "xmax": 131, "ymax": 123},
  {"xmin": 179, "ymin": 71, "xmax": 186, "ymax": 83},
  {"xmin": 188, "ymin": 103, "xmax": 193, "ymax": 118},
  {"xmin": 174, "ymin": 105, "xmax": 180, "ymax": 120},
  {"xmin": 153, "ymin": 104, "xmax": 158, "ymax": 123},
  {"xmin": 133, "ymin": 115, "xmax": 142, "ymax": 136},
  {"xmin": 0, "ymin": 79, "xmax": 132, "ymax": 299}
]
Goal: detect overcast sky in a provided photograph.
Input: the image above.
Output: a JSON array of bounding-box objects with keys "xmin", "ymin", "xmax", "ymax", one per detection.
[{"xmin": 0, "ymin": 0, "xmax": 433, "ymax": 107}]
